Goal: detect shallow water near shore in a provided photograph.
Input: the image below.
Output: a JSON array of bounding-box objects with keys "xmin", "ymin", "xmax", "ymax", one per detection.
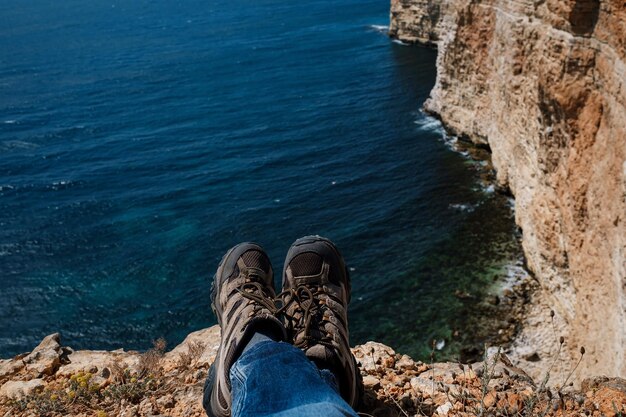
[{"xmin": 0, "ymin": 0, "xmax": 523, "ymax": 360}]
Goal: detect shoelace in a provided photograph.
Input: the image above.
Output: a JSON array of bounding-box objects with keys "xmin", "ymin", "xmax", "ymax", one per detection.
[
  {"xmin": 236, "ymin": 270, "xmax": 278, "ymax": 315},
  {"xmin": 277, "ymin": 285, "xmax": 335, "ymax": 349}
]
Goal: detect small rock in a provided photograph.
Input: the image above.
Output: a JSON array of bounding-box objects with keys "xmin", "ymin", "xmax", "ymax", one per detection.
[
  {"xmin": 396, "ymin": 354, "xmax": 415, "ymax": 370},
  {"xmin": 435, "ymin": 401, "xmax": 453, "ymax": 416},
  {"xmin": 139, "ymin": 397, "xmax": 155, "ymax": 415},
  {"xmin": 362, "ymin": 375, "xmax": 381, "ymax": 389},
  {"xmin": 504, "ymin": 392, "xmax": 522, "ymax": 410},
  {"xmin": 90, "ymin": 375, "xmax": 108, "ymax": 388},
  {"xmin": 523, "ymin": 351, "xmax": 541, "ymax": 362},
  {"xmin": 382, "ymin": 356, "xmax": 396, "ymax": 369},
  {"xmin": 120, "ymin": 405, "xmax": 139, "ymax": 417},
  {"xmin": 23, "ymin": 333, "xmax": 62, "ymax": 376},
  {"xmin": 484, "ymin": 390, "xmax": 497, "ymax": 408},
  {"xmin": 410, "ymin": 377, "xmax": 434, "ymax": 396},
  {"xmin": 0, "ymin": 379, "xmax": 45, "ymax": 399},
  {"xmin": 156, "ymin": 393, "xmax": 176, "ymax": 409},
  {"xmin": 485, "ymin": 346, "xmax": 501, "ymax": 358},
  {"xmin": 101, "ymin": 367, "xmax": 111, "ymax": 379}
]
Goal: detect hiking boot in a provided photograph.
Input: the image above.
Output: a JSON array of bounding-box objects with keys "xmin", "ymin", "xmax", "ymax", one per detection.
[
  {"xmin": 280, "ymin": 235, "xmax": 363, "ymax": 409},
  {"xmin": 203, "ymin": 242, "xmax": 286, "ymax": 417}
]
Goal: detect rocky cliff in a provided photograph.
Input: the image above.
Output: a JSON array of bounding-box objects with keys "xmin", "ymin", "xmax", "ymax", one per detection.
[
  {"xmin": 390, "ymin": 0, "xmax": 626, "ymax": 383},
  {"xmin": 1, "ymin": 329, "xmax": 625, "ymax": 416}
]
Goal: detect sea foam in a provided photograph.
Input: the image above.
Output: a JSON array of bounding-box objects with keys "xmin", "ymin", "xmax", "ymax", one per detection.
[
  {"xmin": 369, "ymin": 24, "xmax": 389, "ymax": 33},
  {"xmin": 414, "ymin": 116, "xmax": 445, "ymax": 134}
]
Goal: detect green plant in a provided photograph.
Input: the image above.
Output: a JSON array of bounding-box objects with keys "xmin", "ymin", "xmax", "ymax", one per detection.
[{"xmin": 103, "ymin": 369, "xmax": 159, "ymax": 404}]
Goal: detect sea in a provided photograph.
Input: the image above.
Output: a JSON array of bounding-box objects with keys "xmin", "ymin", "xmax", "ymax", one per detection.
[{"xmin": 0, "ymin": 0, "xmax": 523, "ymax": 360}]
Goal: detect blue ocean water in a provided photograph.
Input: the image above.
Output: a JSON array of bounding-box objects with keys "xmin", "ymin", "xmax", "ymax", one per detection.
[{"xmin": 0, "ymin": 0, "xmax": 521, "ymax": 359}]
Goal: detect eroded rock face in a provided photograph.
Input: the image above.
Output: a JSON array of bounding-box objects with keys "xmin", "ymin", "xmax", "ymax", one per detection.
[
  {"xmin": 389, "ymin": 0, "xmax": 456, "ymax": 45},
  {"xmin": 390, "ymin": 0, "xmax": 626, "ymax": 383}
]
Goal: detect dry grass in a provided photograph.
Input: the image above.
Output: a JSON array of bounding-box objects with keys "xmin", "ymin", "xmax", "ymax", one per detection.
[
  {"xmin": 138, "ymin": 337, "xmax": 167, "ymax": 378},
  {"xmin": 178, "ymin": 341, "xmax": 206, "ymax": 370}
]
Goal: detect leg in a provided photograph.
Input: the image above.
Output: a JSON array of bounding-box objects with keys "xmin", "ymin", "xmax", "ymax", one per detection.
[
  {"xmin": 203, "ymin": 243, "xmax": 287, "ymax": 417},
  {"xmin": 280, "ymin": 235, "xmax": 364, "ymax": 409},
  {"xmin": 203, "ymin": 239, "xmax": 363, "ymax": 417},
  {"xmin": 230, "ymin": 339, "xmax": 358, "ymax": 417}
]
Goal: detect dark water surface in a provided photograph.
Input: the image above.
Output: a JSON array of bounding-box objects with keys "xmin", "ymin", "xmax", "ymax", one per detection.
[{"xmin": 0, "ymin": 0, "xmax": 522, "ymax": 359}]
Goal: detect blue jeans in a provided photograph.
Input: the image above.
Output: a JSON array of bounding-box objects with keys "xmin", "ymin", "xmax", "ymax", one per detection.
[{"xmin": 229, "ymin": 340, "xmax": 359, "ymax": 417}]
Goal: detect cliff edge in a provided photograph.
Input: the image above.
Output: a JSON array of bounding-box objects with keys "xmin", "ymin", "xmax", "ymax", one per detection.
[
  {"xmin": 1, "ymin": 329, "xmax": 625, "ymax": 416},
  {"xmin": 390, "ymin": 0, "xmax": 625, "ymax": 383}
]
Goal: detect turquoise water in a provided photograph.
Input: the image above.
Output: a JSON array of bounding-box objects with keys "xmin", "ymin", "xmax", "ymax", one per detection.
[{"xmin": 0, "ymin": 0, "xmax": 521, "ymax": 359}]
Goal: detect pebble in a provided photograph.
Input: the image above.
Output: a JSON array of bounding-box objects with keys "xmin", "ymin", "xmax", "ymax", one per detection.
[
  {"xmin": 435, "ymin": 401, "xmax": 453, "ymax": 415},
  {"xmin": 362, "ymin": 375, "xmax": 381, "ymax": 389}
]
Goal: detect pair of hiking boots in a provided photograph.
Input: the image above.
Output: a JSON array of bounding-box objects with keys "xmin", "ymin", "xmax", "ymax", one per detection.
[{"xmin": 203, "ymin": 235, "xmax": 363, "ymax": 417}]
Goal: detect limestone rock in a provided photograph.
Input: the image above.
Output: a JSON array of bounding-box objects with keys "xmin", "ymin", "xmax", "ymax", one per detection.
[
  {"xmin": 362, "ymin": 375, "xmax": 381, "ymax": 389},
  {"xmin": 435, "ymin": 401, "xmax": 452, "ymax": 416},
  {"xmin": 162, "ymin": 326, "xmax": 221, "ymax": 372},
  {"xmin": 57, "ymin": 350, "xmax": 140, "ymax": 377},
  {"xmin": 0, "ymin": 359, "xmax": 24, "ymax": 381},
  {"xmin": 352, "ymin": 341, "xmax": 396, "ymax": 372},
  {"xmin": 156, "ymin": 393, "xmax": 175, "ymax": 409},
  {"xmin": 22, "ymin": 333, "xmax": 62, "ymax": 377},
  {"xmin": 0, "ymin": 379, "xmax": 44, "ymax": 399},
  {"xmin": 389, "ymin": 0, "xmax": 626, "ymax": 384}
]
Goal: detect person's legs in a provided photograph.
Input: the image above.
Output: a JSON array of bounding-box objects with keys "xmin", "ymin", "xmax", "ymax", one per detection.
[
  {"xmin": 229, "ymin": 340, "xmax": 358, "ymax": 417},
  {"xmin": 203, "ymin": 239, "xmax": 363, "ymax": 417}
]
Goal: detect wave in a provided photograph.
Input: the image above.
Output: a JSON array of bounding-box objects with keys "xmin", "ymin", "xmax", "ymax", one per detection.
[
  {"xmin": 500, "ymin": 262, "xmax": 528, "ymax": 291},
  {"xmin": 0, "ymin": 243, "xmax": 18, "ymax": 257},
  {"xmin": 414, "ymin": 115, "xmax": 445, "ymax": 135},
  {"xmin": 0, "ymin": 140, "xmax": 39, "ymax": 150},
  {"xmin": 392, "ymin": 39, "xmax": 409, "ymax": 46},
  {"xmin": 49, "ymin": 180, "xmax": 78, "ymax": 191},
  {"xmin": 3, "ymin": 120, "xmax": 17, "ymax": 124},
  {"xmin": 369, "ymin": 24, "xmax": 389, "ymax": 33},
  {"xmin": 449, "ymin": 203, "xmax": 476, "ymax": 213},
  {"xmin": 507, "ymin": 197, "xmax": 515, "ymax": 207}
]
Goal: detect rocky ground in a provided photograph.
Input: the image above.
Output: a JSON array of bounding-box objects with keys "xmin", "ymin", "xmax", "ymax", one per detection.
[{"xmin": 1, "ymin": 327, "xmax": 624, "ymax": 417}]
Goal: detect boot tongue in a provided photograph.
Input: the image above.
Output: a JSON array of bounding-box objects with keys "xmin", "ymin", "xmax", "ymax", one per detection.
[{"xmin": 294, "ymin": 274, "xmax": 325, "ymax": 287}]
